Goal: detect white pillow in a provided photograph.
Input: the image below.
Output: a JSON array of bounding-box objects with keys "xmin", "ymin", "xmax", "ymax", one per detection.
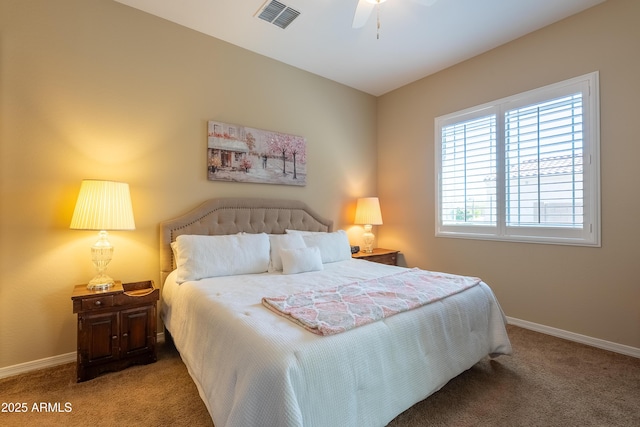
[
  {"xmin": 280, "ymin": 246, "xmax": 324, "ymax": 275},
  {"xmin": 301, "ymin": 230, "xmax": 351, "ymax": 264},
  {"xmin": 172, "ymin": 233, "xmax": 270, "ymax": 283},
  {"xmin": 268, "ymin": 233, "xmax": 306, "ymax": 272}
]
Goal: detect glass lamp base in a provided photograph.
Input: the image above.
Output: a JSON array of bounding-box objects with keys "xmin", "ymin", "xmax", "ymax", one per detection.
[
  {"xmin": 362, "ymin": 224, "xmax": 375, "ymax": 254},
  {"xmin": 87, "ymin": 230, "xmax": 114, "ymax": 291},
  {"xmin": 87, "ymin": 274, "xmax": 115, "ymax": 291}
]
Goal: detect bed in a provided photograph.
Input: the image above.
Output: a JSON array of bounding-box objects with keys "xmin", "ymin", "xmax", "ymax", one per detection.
[{"xmin": 160, "ymin": 198, "xmax": 512, "ymax": 427}]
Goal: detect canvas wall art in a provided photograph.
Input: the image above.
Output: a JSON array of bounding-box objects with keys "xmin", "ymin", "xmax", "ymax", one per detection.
[{"xmin": 207, "ymin": 121, "xmax": 307, "ymax": 186}]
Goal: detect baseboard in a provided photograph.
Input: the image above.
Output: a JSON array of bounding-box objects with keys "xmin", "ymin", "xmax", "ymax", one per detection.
[
  {"xmin": 0, "ymin": 351, "xmax": 76, "ymax": 380},
  {"xmin": 507, "ymin": 317, "xmax": 640, "ymax": 358},
  {"xmin": 0, "ymin": 331, "xmax": 167, "ymax": 380}
]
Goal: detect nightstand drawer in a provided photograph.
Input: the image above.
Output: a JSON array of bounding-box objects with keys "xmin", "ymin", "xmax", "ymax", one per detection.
[
  {"xmin": 81, "ymin": 295, "xmax": 114, "ymax": 311},
  {"xmin": 370, "ymin": 252, "xmax": 397, "ymax": 265},
  {"xmin": 352, "ymin": 248, "xmax": 399, "ymax": 266}
]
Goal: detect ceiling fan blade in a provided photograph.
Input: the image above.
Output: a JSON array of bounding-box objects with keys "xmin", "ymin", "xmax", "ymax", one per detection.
[
  {"xmin": 411, "ymin": 0, "xmax": 438, "ymax": 6},
  {"xmin": 352, "ymin": 0, "xmax": 375, "ymax": 29}
]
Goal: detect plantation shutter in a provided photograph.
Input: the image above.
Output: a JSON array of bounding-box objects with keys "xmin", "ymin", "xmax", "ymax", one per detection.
[
  {"xmin": 440, "ymin": 115, "xmax": 497, "ymax": 226},
  {"xmin": 504, "ymin": 94, "xmax": 584, "ymax": 228},
  {"xmin": 435, "ymin": 72, "xmax": 598, "ymax": 246}
]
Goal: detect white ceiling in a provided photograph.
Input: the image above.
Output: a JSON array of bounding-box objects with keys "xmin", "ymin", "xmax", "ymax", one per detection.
[{"xmin": 113, "ymin": 0, "xmax": 606, "ymax": 96}]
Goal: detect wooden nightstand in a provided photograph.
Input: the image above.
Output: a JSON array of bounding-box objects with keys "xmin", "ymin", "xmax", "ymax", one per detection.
[
  {"xmin": 71, "ymin": 280, "xmax": 159, "ymax": 382},
  {"xmin": 352, "ymin": 248, "xmax": 399, "ymax": 266}
]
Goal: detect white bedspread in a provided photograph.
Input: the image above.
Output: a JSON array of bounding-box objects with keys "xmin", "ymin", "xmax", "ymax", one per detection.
[{"xmin": 162, "ymin": 260, "xmax": 512, "ymax": 427}]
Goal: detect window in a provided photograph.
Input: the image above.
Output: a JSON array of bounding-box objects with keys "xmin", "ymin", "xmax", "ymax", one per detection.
[{"xmin": 435, "ymin": 72, "xmax": 600, "ymax": 246}]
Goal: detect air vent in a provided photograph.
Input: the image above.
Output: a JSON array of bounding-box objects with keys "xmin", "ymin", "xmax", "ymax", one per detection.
[{"xmin": 256, "ymin": 0, "xmax": 300, "ymax": 29}]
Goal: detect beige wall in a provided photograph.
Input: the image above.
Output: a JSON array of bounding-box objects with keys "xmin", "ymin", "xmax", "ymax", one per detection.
[
  {"xmin": 0, "ymin": 0, "xmax": 377, "ymax": 368},
  {"xmin": 377, "ymin": 0, "xmax": 640, "ymax": 349}
]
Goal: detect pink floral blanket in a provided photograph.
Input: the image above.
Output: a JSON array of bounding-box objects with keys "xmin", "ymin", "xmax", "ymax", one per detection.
[{"xmin": 262, "ymin": 268, "xmax": 481, "ymax": 336}]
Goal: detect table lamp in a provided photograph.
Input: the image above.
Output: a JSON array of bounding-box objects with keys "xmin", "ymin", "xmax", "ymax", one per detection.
[
  {"xmin": 70, "ymin": 180, "xmax": 136, "ymax": 290},
  {"xmin": 354, "ymin": 197, "xmax": 383, "ymax": 254}
]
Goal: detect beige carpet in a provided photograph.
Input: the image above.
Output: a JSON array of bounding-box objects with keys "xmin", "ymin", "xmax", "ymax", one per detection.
[{"xmin": 1, "ymin": 325, "xmax": 638, "ymax": 426}]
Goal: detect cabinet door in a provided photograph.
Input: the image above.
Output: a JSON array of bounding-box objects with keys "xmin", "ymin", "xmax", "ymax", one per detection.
[
  {"xmin": 78, "ymin": 311, "xmax": 119, "ymax": 365},
  {"xmin": 120, "ymin": 305, "xmax": 155, "ymax": 357}
]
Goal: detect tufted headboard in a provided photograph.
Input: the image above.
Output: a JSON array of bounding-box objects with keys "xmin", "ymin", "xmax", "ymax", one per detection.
[{"xmin": 159, "ymin": 198, "xmax": 333, "ymax": 284}]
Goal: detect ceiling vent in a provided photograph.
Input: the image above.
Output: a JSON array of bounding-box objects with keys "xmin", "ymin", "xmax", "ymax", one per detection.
[{"xmin": 256, "ymin": 0, "xmax": 300, "ymax": 29}]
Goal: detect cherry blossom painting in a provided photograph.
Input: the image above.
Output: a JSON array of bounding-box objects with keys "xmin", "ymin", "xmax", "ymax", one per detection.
[{"xmin": 207, "ymin": 121, "xmax": 307, "ymax": 186}]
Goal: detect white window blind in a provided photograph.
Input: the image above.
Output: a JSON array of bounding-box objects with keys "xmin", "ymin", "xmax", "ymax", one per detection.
[
  {"xmin": 435, "ymin": 72, "xmax": 600, "ymax": 246},
  {"xmin": 441, "ymin": 115, "xmax": 496, "ymax": 226},
  {"xmin": 505, "ymin": 94, "xmax": 583, "ymax": 228}
]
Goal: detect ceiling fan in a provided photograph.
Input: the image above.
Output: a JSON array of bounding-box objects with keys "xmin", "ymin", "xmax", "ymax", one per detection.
[{"xmin": 352, "ymin": 0, "xmax": 439, "ymax": 29}]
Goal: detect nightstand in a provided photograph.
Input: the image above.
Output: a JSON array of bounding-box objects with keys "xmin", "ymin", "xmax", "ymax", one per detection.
[
  {"xmin": 71, "ymin": 280, "xmax": 159, "ymax": 382},
  {"xmin": 352, "ymin": 248, "xmax": 399, "ymax": 266}
]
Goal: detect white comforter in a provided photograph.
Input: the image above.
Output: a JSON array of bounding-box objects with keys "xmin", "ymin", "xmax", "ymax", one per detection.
[{"xmin": 162, "ymin": 260, "xmax": 511, "ymax": 427}]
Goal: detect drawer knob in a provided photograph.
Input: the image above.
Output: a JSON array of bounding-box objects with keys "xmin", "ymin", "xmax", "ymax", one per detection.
[
  {"xmin": 94, "ymin": 300, "xmax": 102, "ymax": 306},
  {"xmin": 112, "ymin": 335, "xmax": 117, "ymax": 340}
]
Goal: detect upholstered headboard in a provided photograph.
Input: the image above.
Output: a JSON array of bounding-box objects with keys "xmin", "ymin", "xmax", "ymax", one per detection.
[{"xmin": 159, "ymin": 198, "xmax": 333, "ymax": 284}]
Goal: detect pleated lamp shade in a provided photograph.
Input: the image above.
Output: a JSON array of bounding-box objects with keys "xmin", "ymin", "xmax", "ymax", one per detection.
[
  {"xmin": 70, "ymin": 180, "xmax": 135, "ymax": 231},
  {"xmin": 354, "ymin": 197, "xmax": 383, "ymax": 226}
]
